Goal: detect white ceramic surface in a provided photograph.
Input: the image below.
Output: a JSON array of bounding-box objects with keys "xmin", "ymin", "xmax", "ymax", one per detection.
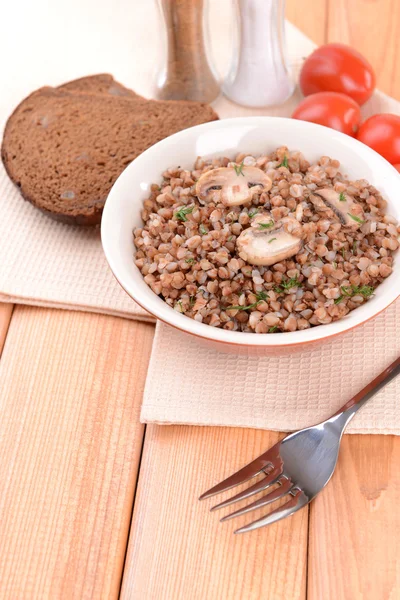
[{"xmin": 101, "ymin": 116, "xmax": 400, "ymax": 349}]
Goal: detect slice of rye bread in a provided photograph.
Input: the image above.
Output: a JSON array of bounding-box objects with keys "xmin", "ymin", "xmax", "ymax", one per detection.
[
  {"xmin": 2, "ymin": 87, "xmax": 218, "ymax": 225},
  {"xmin": 58, "ymin": 73, "xmax": 143, "ymax": 99}
]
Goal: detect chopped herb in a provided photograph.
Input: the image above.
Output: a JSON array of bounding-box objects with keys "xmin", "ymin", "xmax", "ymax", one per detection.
[
  {"xmin": 348, "ymin": 213, "xmax": 365, "ymax": 224},
  {"xmin": 249, "ymin": 208, "xmax": 259, "ymax": 218},
  {"xmin": 268, "ymin": 237, "xmax": 277, "ymax": 244},
  {"xmin": 189, "ymin": 296, "xmax": 195, "ymax": 306},
  {"xmin": 199, "ymin": 224, "xmax": 208, "ymax": 235},
  {"xmin": 274, "ymin": 275, "xmax": 302, "ymax": 293},
  {"xmin": 353, "ymin": 241, "xmax": 358, "ymax": 255},
  {"xmin": 333, "ymin": 261, "xmax": 338, "ymax": 269},
  {"xmin": 259, "ymin": 221, "xmax": 274, "ymax": 230},
  {"xmin": 176, "ymin": 300, "xmax": 184, "ymax": 312},
  {"xmin": 233, "ymin": 161, "xmax": 245, "ymax": 177},
  {"xmin": 359, "ymin": 285, "xmax": 375, "ymax": 298},
  {"xmin": 174, "ymin": 205, "xmax": 194, "ymax": 222},
  {"xmin": 268, "ymin": 326, "xmax": 278, "ymax": 333},
  {"xmin": 228, "ymin": 303, "xmax": 257, "ymax": 312},
  {"xmin": 185, "ymin": 258, "xmax": 195, "ymax": 264},
  {"xmin": 334, "ymin": 285, "xmax": 374, "ymax": 304},
  {"xmin": 339, "ymin": 192, "xmax": 346, "ymax": 202},
  {"xmin": 341, "ymin": 284, "xmax": 375, "ymax": 299},
  {"xmin": 278, "ymin": 155, "xmax": 289, "ymax": 168},
  {"xmin": 341, "ymin": 247, "xmax": 346, "ymax": 259},
  {"xmin": 228, "ymin": 291, "xmax": 269, "ymax": 312},
  {"xmin": 256, "ymin": 291, "xmax": 269, "ymax": 301},
  {"xmin": 227, "ymin": 235, "xmax": 234, "ymax": 242}
]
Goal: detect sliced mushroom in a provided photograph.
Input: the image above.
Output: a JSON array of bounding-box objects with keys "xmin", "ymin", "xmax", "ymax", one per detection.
[
  {"xmin": 313, "ymin": 188, "xmax": 357, "ymax": 226},
  {"xmin": 195, "ymin": 166, "xmax": 272, "ymax": 207},
  {"xmin": 236, "ymin": 227, "xmax": 302, "ymax": 266},
  {"xmin": 250, "ymin": 212, "xmax": 275, "ymax": 229}
]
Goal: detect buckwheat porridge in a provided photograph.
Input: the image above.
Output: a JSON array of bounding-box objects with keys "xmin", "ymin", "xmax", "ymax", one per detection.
[{"xmin": 133, "ymin": 147, "xmax": 399, "ymax": 333}]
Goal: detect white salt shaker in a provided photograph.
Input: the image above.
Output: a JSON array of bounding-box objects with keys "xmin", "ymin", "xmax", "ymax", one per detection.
[{"xmin": 223, "ymin": 0, "xmax": 294, "ymax": 107}]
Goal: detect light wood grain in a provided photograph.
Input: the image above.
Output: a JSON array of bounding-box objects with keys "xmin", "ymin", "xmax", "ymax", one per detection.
[
  {"xmin": 0, "ymin": 303, "xmax": 13, "ymax": 356},
  {"xmin": 0, "ymin": 307, "xmax": 154, "ymax": 599},
  {"xmin": 308, "ymin": 435, "xmax": 400, "ymax": 599},
  {"xmin": 121, "ymin": 426, "xmax": 308, "ymax": 600},
  {"xmin": 286, "ymin": 0, "xmax": 328, "ymax": 46},
  {"xmin": 327, "ymin": 0, "xmax": 400, "ymax": 99}
]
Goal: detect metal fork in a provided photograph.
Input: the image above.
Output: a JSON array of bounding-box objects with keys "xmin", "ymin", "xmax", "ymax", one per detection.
[{"xmin": 199, "ymin": 356, "xmax": 400, "ymax": 534}]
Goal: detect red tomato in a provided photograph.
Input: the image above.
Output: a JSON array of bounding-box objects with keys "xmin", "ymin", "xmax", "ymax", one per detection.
[
  {"xmin": 300, "ymin": 43, "xmax": 375, "ymax": 106},
  {"xmin": 357, "ymin": 114, "xmax": 400, "ymax": 164},
  {"xmin": 393, "ymin": 164, "xmax": 400, "ymax": 173},
  {"xmin": 292, "ymin": 92, "xmax": 361, "ymax": 136}
]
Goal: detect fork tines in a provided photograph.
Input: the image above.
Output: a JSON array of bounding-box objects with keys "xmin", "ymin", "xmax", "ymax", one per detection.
[{"xmin": 199, "ymin": 440, "xmax": 307, "ymax": 534}]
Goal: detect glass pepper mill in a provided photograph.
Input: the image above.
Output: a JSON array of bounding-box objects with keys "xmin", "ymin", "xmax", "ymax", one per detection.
[
  {"xmin": 155, "ymin": 0, "xmax": 220, "ymax": 103},
  {"xmin": 223, "ymin": 0, "xmax": 294, "ymax": 107}
]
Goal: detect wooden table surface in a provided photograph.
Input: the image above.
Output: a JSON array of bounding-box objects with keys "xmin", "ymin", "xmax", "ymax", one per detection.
[{"xmin": 1, "ymin": 2, "xmax": 400, "ymax": 598}]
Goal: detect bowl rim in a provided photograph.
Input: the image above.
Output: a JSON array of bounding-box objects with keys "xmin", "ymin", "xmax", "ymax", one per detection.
[{"xmin": 101, "ymin": 115, "xmax": 400, "ymax": 347}]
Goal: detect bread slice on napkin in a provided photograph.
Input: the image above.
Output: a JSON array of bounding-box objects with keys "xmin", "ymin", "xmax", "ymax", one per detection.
[{"xmin": 1, "ymin": 85, "xmax": 218, "ymax": 226}]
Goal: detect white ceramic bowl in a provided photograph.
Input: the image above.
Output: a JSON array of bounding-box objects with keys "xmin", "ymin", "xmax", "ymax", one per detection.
[{"xmin": 101, "ymin": 117, "xmax": 400, "ymax": 352}]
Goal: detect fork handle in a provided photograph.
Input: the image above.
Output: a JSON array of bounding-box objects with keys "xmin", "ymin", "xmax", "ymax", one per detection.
[{"xmin": 334, "ymin": 355, "xmax": 400, "ymax": 422}]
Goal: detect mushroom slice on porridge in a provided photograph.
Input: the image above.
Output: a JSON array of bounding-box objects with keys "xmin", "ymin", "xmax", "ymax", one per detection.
[
  {"xmin": 196, "ymin": 166, "xmax": 272, "ymax": 206},
  {"xmin": 313, "ymin": 188, "xmax": 359, "ymax": 226},
  {"xmin": 236, "ymin": 226, "xmax": 302, "ymax": 266}
]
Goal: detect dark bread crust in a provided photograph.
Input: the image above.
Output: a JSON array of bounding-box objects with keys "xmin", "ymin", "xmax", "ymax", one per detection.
[
  {"xmin": 1, "ymin": 79, "xmax": 218, "ymax": 226},
  {"xmin": 58, "ymin": 74, "xmax": 143, "ymax": 100}
]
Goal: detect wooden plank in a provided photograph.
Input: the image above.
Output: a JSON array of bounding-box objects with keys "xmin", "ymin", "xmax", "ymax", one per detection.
[
  {"xmin": 327, "ymin": 0, "xmax": 400, "ymax": 99},
  {"xmin": 308, "ymin": 435, "xmax": 400, "ymax": 599},
  {"xmin": 309, "ymin": 3, "xmax": 400, "ymax": 599},
  {"xmin": 286, "ymin": 0, "xmax": 328, "ymax": 46},
  {"xmin": 0, "ymin": 306, "xmax": 154, "ymax": 599},
  {"xmin": 121, "ymin": 426, "xmax": 308, "ymax": 600},
  {"xmin": 0, "ymin": 303, "xmax": 13, "ymax": 356}
]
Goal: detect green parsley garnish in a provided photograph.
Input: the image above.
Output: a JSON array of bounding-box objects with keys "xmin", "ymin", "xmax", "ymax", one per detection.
[
  {"xmin": 228, "ymin": 291, "xmax": 269, "ymax": 312},
  {"xmin": 339, "ymin": 192, "xmax": 346, "ymax": 202},
  {"xmin": 259, "ymin": 221, "xmax": 274, "ymax": 230},
  {"xmin": 175, "ymin": 300, "xmax": 184, "ymax": 312},
  {"xmin": 341, "ymin": 247, "xmax": 346, "ymax": 259},
  {"xmin": 256, "ymin": 291, "xmax": 269, "ymax": 301},
  {"xmin": 189, "ymin": 296, "xmax": 195, "ymax": 306},
  {"xmin": 199, "ymin": 224, "xmax": 208, "ymax": 235},
  {"xmin": 249, "ymin": 208, "xmax": 259, "ymax": 218},
  {"xmin": 334, "ymin": 285, "xmax": 375, "ymax": 304},
  {"xmin": 274, "ymin": 276, "xmax": 302, "ymax": 293},
  {"xmin": 233, "ymin": 161, "xmax": 245, "ymax": 176},
  {"xmin": 268, "ymin": 237, "xmax": 277, "ymax": 244},
  {"xmin": 175, "ymin": 205, "xmax": 194, "ymax": 222},
  {"xmin": 227, "ymin": 235, "xmax": 234, "ymax": 242},
  {"xmin": 348, "ymin": 213, "xmax": 365, "ymax": 224},
  {"xmin": 278, "ymin": 155, "xmax": 289, "ymax": 168},
  {"xmin": 342, "ymin": 285, "xmax": 375, "ymax": 298},
  {"xmin": 185, "ymin": 258, "xmax": 195, "ymax": 264},
  {"xmin": 268, "ymin": 326, "xmax": 278, "ymax": 333}
]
